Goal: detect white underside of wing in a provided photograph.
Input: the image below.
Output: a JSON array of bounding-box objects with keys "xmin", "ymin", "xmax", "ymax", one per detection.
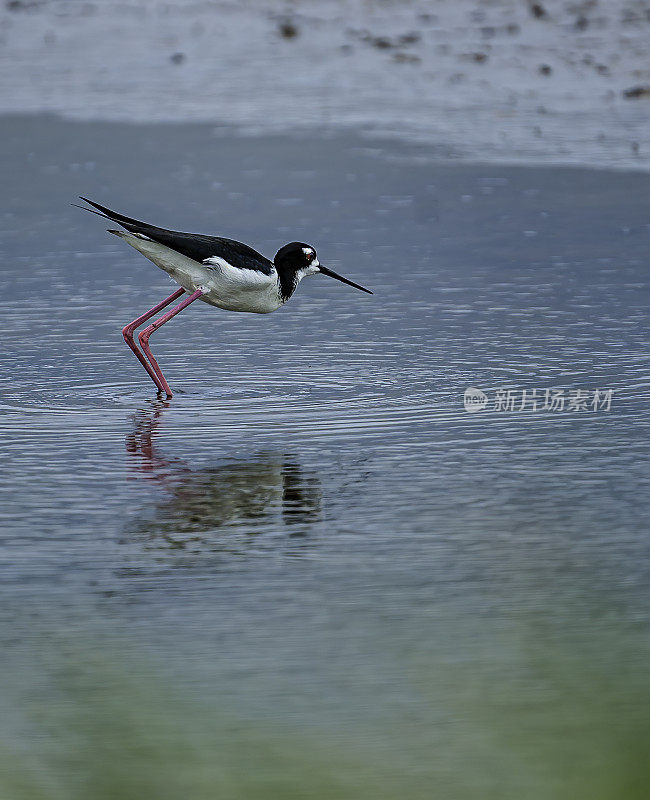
[{"xmin": 115, "ymin": 232, "xmax": 283, "ymax": 313}]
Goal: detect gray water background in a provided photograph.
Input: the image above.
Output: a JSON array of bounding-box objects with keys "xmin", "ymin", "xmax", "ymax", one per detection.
[{"xmin": 1, "ymin": 115, "xmax": 649, "ymax": 797}]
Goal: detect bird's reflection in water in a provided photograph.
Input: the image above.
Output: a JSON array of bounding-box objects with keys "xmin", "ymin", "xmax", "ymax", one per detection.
[{"xmin": 125, "ymin": 402, "xmax": 321, "ymax": 549}]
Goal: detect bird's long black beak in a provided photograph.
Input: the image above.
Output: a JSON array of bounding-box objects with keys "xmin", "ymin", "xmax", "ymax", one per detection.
[{"xmin": 319, "ymin": 266, "xmax": 373, "ymax": 295}]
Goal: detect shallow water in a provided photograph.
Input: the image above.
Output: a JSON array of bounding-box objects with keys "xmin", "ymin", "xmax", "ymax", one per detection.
[{"xmin": 1, "ymin": 116, "xmax": 649, "ymax": 797}]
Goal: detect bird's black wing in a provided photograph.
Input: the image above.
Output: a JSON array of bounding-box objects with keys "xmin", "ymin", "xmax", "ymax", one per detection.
[{"xmin": 79, "ymin": 198, "xmax": 274, "ymax": 275}]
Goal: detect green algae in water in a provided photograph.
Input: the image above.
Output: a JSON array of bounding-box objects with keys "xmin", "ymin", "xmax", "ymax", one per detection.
[{"xmin": 2, "ymin": 628, "xmax": 649, "ymax": 800}]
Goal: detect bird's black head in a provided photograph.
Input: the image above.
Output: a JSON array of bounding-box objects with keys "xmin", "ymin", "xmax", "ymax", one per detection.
[{"xmin": 273, "ymin": 241, "xmax": 372, "ymax": 301}]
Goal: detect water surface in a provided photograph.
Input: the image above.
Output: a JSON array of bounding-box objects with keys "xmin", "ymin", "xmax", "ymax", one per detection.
[{"xmin": 1, "ymin": 116, "xmax": 649, "ymax": 798}]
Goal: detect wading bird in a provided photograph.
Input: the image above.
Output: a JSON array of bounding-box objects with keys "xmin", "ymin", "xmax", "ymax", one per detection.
[{"xmin": 77, "ymin": 198, "xmax": 372, "ymax": 397}]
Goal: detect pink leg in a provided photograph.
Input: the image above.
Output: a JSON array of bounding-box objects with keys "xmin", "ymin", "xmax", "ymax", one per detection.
[
  {"xmin": 122, "ymin": 288, "xmax": 185, "ymax": 392},
  {"xmin": 138, "ymin": 289, "xmax": 204, "ymax": 397}
]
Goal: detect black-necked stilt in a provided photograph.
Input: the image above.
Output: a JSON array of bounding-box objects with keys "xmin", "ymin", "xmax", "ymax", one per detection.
[{"xmin": 77, "ymin": 198, "xmax": 372, "ymax": 397}]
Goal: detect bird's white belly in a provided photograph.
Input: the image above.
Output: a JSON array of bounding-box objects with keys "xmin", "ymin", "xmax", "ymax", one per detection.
[
  {"xmin": 202, "ymin": 269, "xmax": 283, "ymax": 314},
  {"xmin": 119, "ymin": 233, "xmax": 283, "ymax": 314}
]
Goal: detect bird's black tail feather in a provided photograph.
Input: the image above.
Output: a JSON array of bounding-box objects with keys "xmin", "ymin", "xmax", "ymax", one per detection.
[{"xmin": 76, "ymin": 197, "xmax": 155, "ymax": 234}]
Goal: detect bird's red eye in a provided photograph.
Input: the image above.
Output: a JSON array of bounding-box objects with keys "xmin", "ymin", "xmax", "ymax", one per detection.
[{"xmin": 306, "ymin": 251, "xmax": 314, "ymax": 262}]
